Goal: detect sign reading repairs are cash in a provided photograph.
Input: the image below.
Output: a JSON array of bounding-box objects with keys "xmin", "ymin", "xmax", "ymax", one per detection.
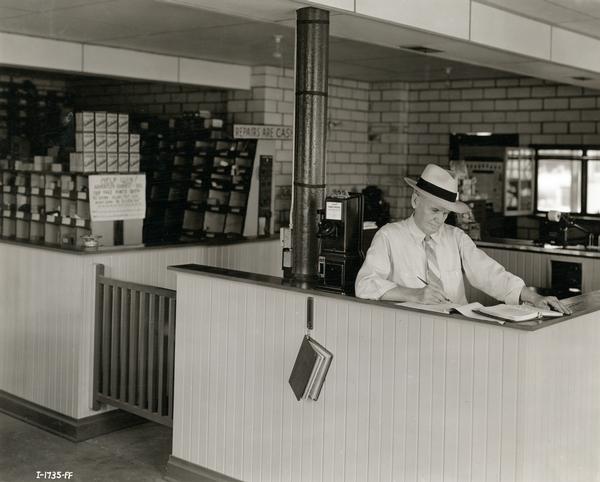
[
  {"xmin": 233, "ymin": 124, "xmax": 293, "ymax": 140},
  {"xmin": 89, "ymin": 174, "xmax": 146, "ymax": 221}
]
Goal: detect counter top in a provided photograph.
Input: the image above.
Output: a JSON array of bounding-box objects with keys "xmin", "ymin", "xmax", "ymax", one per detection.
[
  {"xmin": 169, "ymin": 263, "xmax": 597, "ymax": 331},
  {"xmin": 0, "ymin": 234, "xmax": 278, "ymax": 255},
  {"xmin": 477, "ymin": 238, "xmax": 600, "ymax": 258}
]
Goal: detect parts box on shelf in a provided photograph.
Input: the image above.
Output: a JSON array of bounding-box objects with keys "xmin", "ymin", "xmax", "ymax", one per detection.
[{"xmin": 72, "ymin": 111, "xmax": 139, "ymax": 174}]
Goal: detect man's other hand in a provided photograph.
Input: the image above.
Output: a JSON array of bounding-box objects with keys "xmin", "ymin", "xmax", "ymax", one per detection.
[{"xmin": 520, "ymin": 287, "xmax": 572, "ymax": 314}]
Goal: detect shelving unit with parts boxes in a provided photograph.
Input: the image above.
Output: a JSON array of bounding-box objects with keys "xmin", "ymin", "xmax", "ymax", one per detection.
[
  {"xmin": 140, "ymin": 113, "xmax": 258, "ymax": 244},
  {"xmin": 69, "ymin": 111, "xmax": 140, "ymax": 174},
  {"xmin": 0, "ymin": 157, "xmax": 141, "ymax": 248},
  {"xmin": 0, "ymin": 157, "xmax": 92, "ymax": 246},
  {"xmin": 178, "ymin": 138, "xmax": 256, "ymax": 241}
]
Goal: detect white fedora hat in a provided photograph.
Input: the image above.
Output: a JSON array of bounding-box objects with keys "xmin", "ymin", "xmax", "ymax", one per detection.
[{"xmin": 404, "ymin": 164, "xmax": 470, "ymax": 213}]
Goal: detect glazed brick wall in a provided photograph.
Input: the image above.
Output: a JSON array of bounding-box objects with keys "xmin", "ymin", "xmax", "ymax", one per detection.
[
  {"xmin": 368, "ymin": 81, "xmax": 410, "ymax": 219},
  {"xmin": 398, "ymin": 77, "xmax": 600, "ymax": 218},
  {"xmin": 68, "ymin": 78, "xmax": 228, "ymax": 119},
  {"xmin": 227, "ymin": 66, "xmax": 372, "ymax": 228},
  {"xmin": 13, "ymin": 67, "xmax": 600, "ymax": 226},
  {"xmin": 68, "ymin": 67, "xmax": 373, "ymax": 229}
]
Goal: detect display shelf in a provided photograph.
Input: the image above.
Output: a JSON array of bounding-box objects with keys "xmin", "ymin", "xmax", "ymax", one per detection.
[
  {"xmin": 139, "ymin": 114, "xmax": 257, "ymax": 244},
  {"xmin": 0, "ymin": 165, "xmax": 100, "ymax": 245},
  {"xmin": 6, "ymin": 212, "xmax": 90, "ymax": 229},
  {"xmin": 1, "ymin": 184, "xmax": 88, "ymax": 200}
]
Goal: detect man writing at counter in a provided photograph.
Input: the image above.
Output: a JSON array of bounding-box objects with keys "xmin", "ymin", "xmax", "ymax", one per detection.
[{"xmin": 355, "ymin": 163, "xmax": 571, "ymax": 314}]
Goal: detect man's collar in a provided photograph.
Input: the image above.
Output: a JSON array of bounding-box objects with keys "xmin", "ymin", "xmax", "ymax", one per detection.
[
  {"xmin": 407, "ymin": 215, "xmax": 426, "ymax": 243},
  {"xmin": 407, "ymin": 215, "xmax": 442, "ymax": 244}
]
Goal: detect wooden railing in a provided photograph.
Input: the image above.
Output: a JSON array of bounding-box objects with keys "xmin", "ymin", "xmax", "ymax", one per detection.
[{"xmin": 92, "ymin": 264, "xmax": 176, "ymax": 427}]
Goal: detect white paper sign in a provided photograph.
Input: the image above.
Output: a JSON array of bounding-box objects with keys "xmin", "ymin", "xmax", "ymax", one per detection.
[
  {"xmin": 89, "ymin": 174, "xmax": 146, "ymax": 221},
  {"xmin": 326, "ymin": 201, "xmax": 342, "ymax": 220}
]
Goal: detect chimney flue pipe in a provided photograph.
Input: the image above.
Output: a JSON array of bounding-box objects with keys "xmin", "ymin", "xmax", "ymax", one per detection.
[{"xmin": 291, "ymin": 7, "xmax": 329, "ymax": 281}]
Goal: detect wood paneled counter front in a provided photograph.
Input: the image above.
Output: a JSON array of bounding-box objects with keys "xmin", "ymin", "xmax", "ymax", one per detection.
[
  {"xmin": 0, "ymin": 237, "xmax": 282, "ymax": 440},
  {"xmin": 168, "ymin": 264, "xmax": 600, "ymax": 482}
]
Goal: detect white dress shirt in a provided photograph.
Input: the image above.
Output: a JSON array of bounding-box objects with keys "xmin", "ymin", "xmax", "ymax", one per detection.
[{"xmin": 355, "ymin": 216, "xmax": 525, "ymax": 305}]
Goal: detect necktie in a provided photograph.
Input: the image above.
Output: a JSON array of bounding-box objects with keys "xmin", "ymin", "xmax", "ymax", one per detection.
[{"xmin": 423, "ymin": 235, "xmax": 444, "ymax": 292}]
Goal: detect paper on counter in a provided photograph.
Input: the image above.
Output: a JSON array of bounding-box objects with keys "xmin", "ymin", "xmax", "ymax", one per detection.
[
  {"xmin": 453, "ymin": 302, "xmax": 505, "ymax": 324},
  {"xmin": 397, "ymin": 301, "xmax": 505, "ymax": 324}
]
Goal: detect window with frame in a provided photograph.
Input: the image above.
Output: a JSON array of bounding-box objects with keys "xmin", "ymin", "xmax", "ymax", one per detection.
[{"xmin": 534, "ymin": 148, "xmax": 600, "ymax": 215}]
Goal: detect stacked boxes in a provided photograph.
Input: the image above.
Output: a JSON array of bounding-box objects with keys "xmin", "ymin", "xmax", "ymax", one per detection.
[{"xmin": 71, "ymin": 111, "xmax": 139, "ymax": 173}]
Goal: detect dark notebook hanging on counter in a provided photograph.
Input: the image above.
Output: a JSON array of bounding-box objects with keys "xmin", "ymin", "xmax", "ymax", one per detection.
[{"xmin": 289, "ymin": 335, "xmax": 333, "ymax": 401}]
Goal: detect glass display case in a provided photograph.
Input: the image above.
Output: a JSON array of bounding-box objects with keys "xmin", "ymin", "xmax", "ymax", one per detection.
[{"xmin": 504, "ymin": 147, "xmax": 535, "ymax": 216}]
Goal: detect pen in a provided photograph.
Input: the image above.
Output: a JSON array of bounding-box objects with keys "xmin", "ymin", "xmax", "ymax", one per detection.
[{"xmin": 417, "ymin": 276, "xmax": 452, "ymax": 302}]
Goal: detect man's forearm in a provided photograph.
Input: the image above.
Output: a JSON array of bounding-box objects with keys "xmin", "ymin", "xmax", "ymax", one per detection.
[{"xmin": 379, "ymin": 285, "xmax": 420, "ymax": 302}]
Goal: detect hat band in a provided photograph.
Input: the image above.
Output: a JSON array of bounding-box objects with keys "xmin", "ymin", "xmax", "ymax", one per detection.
[{"xmin": 416, "ymin": 177, "xmax": 458, "ymax": 202}]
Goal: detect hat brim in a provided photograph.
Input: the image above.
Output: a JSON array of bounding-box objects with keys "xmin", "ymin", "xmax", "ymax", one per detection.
[{"xmin": 405, "ymin": 177, "xmax": 470, "ymax": 214}]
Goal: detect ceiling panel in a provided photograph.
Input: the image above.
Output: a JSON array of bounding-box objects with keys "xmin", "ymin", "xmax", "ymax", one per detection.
[
  {"xmin": 0, "ymin": 10, "xmax": 132, "ymax": 41},
  {"xmin": 346, "ymin": 55, "xmax": 510, "ymax": 80},
  {"xmin": 476, "ymin": 0, "xmax": 591, "ymax": 24},
  {"xmin": 329, "ymin": 38, "xmax": 416, "ymax": 62},
  {"xmin": 429, "ymin": 41, "xmax": 534, "ymax": 66},
  {"xmin": 0, "ymin": 0, "xmax": 113, "ymax": 12},
  {"xmin": 54, "ymin": 0, "xmax": 246, "ymax": 36},
  {"xmin": 558, "ymin": 19, "xmax": 600, "ymax": 39},
  {"xmin": 549, "ymin": 0, "xmax": 600, "ymax": 18},
  {"xmin": 151, "ymin": 0, "xmax": 300, "ymax": 22},
  {"xmin": 329, "ymin": 13, "xmax": 446, "ymax": 51},
  {"xmin": 0, "ymin": 0, "xmax": 598, "ymax": 86},
  {"xmin": 503, "ymin": 60, "xmax": 600, "ymax": 89},
  {"xmin": 506, "ymin": 59, "xmax": 598, "ymax": 78},
  {"xmin": 328, "ymin": 61, "xmax": 397, "ymax": 82},
  {"xmin": 0, "ymin": 7, "xmax": 30, "ymax": 18},
  {"xmin": 97, "ymin": 21, "xmax": 296, "ymax": 67}
]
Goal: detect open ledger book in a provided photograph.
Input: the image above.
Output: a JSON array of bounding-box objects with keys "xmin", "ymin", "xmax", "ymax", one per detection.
[{"xmin": 397, "ymin": 301, "xmax": 564, "ymax": 323}]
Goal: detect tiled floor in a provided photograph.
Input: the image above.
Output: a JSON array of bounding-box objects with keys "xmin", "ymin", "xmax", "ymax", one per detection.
[{"xmin": 0, "ymin": 411, "xmax": 172, "ymax": 482}]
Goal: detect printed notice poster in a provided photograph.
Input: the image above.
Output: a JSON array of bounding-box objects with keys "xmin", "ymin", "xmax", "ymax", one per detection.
[{"xmin": 89, "ymin": 174, "xmax": 146, "ymax": 221}]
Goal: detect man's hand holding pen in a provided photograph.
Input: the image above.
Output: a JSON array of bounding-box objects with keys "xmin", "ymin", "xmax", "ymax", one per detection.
[{"xmin": 416, "ymin": 276, "xmax": 452, "ymax": 304}]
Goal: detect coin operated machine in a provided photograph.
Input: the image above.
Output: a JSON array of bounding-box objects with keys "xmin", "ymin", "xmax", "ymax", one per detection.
[{"xmin": 316, "ymin": 192, "xmax": 364, "ymax": 295}]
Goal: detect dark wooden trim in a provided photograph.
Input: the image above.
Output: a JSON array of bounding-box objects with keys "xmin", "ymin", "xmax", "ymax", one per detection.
[
  {"xmin": 0, "ymin": 389, "xmax": 145, "ymax": 442},
  {"xmin": 165, "ymin": 456, "xmax": 242, "ymax": 482},
  {"xmin": 92, "ymin": 263, "xmax": 105, "ymax": 411}
]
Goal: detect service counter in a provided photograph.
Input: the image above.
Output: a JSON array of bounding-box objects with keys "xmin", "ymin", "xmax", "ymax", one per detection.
[
  {"xmin": 469, "ymin": 239, "xmax": 600, "ymax": 303},
  {"xmin": 0, "ymin": 237, "xmax": 281, "ymax": 432},
  {"xmin": 168, "ymin": 264, "xmax": 600, "ymax": 482}
]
